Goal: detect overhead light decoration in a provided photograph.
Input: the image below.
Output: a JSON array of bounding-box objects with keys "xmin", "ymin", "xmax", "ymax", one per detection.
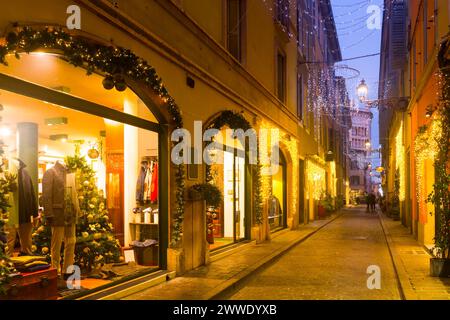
[
  {"xmin": 88, "ymin": 148, "xmax": 99, "ymax": 159},
  {"xmin": 357, "ymin": 79, "xmax": 368, "ymax": 102}
]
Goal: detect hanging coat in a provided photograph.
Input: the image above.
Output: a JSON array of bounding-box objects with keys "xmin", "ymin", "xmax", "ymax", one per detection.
[
  {"xmin": 17, "ymin": 160, "xmax": 38, "ymax": 225},
  {"xmin": 150, "ymin": 162, "xmax": 158, "ymax": 203}
]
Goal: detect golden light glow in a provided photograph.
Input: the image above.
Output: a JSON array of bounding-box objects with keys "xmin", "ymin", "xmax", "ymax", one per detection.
[
  {"xmin": 395, "ymin": 122, "xmax": 405, "ymax": 201},
  {"xmin": 414, "ymin": 119, "xmax": 442, "ymax": 215},
  {"xmin": 306, "ymin": 159, "xmax": 326, "ymax": 200},
  {"xmin": 258, "ymin": 119, "xmax": 298, "ymax": 221}
]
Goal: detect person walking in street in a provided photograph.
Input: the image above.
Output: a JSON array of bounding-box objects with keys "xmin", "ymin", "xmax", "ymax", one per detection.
[
  {"xmin": 365, "ymin": 192, "xmax": 370, "ymax": 212},
  {"xmin": 368, "ymin": 192, "xmax": 376, "ymax": 214}
]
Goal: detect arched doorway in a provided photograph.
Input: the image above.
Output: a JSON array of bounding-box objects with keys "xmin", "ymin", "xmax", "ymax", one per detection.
[
  {"xmin": 0, "ymin": 27, "xmax": 181, "ymax": 296},
  {"xmin": 204, "ymin": 111, "xmax": 253, "ymax": 251},
  {"xmin": 269, "ymin": 150, "xmax": 287, "ymax": 231}
]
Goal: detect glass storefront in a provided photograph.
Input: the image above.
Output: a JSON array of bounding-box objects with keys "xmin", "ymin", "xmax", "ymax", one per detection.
[{"xmin": 0, "ymin": 53, "xmax": 163, "ymax": 298}]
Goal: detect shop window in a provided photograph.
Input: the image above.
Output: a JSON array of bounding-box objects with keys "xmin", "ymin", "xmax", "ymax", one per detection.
[
  {"xmin": 0, "ymin": 53, "xmax": 162, "ymax": 298},
  {"xmin": 277, "ymin": 52, "xmax": 286, "ymax": 102},
  {"xmin": 227, "ymin": 0, "xmax": 245, "ymax": 62}
]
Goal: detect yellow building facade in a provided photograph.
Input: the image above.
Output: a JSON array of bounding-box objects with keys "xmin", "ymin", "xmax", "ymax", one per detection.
[{"xmin": 0, "ymin": 0, "xmax": 348, "ymax": 291}]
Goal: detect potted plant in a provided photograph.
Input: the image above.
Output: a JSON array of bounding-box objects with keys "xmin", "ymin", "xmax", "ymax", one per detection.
[
  {"xmin": 317, "ymin": 191, "xmax": 327, "ymax": 218},
  {"xmin": 427, "ymin": 152, "xmax": 450, "ymax": 277},
  {"xmin": 389, "ymin": 169, "xmax": 401, "ymax": 221}
]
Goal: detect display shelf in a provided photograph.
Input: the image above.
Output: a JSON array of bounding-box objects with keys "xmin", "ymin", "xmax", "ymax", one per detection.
[
  {"xmin": 129, "ymin": 222, "xmax": 158, "ymax": 226},
  {"xmin": 129, "ymin": 222, "xmax": 159, "ymax": 242}
]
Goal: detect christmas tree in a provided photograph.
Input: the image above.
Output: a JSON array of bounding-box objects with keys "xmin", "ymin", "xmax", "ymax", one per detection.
[
  {"xmin": 33, "ymin": 151, "xmax": 121, "ymax": 273},
  {"xmin": 0, "ymin": 116, "xmax": 18, "ymax": 293}
]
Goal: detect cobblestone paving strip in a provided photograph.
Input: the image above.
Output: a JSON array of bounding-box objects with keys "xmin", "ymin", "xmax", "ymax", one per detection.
[
  {"xmin": 121, "ymin": 213, "xmax": 342, "ymax": 300},
  {"xmin": 226, "ymin": 207, "xmax": 401, "ymax": 300}
]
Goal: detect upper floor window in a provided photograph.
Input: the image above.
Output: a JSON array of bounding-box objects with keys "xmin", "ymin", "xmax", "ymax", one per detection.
[
  {"xmin": 227, "ymin": 0, "xmax": 245, "ymax": 61},
  {"xmin": 434, "ymin": 0, "xmax": 439, "ymax": 46},
  {"xmin": 277, "ymin": 52, "xmax": 287, "ymax": 102},
  {"xmin": 276, "ymin": 0, "xmax": 290, "ymax": 30}
]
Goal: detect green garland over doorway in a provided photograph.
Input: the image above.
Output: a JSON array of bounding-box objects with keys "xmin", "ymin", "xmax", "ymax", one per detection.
[
  {"xmin": 0, "ymin": 26, "xmax": 186, "ymax": 248},
  {"xmin": 205, "ymin": 110, "xmax": 263, "ymax": 225}
]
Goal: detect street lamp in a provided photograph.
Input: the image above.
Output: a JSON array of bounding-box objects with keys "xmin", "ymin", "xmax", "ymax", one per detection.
[
  {"xmin": 357, "ymin": 79, "xmax": 368, "ymax": 102},
  {"xmin": 355, "ymin": 79, "xmax": 409, "ymax": 110}
]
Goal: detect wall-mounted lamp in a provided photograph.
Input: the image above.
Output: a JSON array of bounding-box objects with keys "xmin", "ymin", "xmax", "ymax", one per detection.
[{"xmin": 425, "ymin": 105, "xmax": 437, "ymax": 118}]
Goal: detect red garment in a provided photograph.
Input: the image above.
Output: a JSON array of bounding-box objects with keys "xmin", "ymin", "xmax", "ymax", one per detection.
[{"xmin": 150, "ymin": 162, "xmax": 158, "ymax": 203}]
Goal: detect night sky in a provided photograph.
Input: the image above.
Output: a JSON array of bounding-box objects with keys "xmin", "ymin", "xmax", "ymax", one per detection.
[{"xmin": 331, "ymin": 0, "xmax": 383, "ymax": 168}]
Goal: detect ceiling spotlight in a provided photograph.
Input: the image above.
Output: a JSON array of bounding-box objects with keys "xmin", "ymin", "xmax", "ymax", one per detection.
[
  {"xmin": 50, "ymin": 134, "xmax": 69, "ymax": 142},
  {"xmin": 45, "ymin": 117, "xmax": 68, "ymax": 126},
  {"xmin": 0, "ymin": 126, "xmax": 12, "ymax": 137}
]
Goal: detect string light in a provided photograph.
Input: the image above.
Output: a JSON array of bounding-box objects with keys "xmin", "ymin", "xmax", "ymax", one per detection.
[
  {"xmin": 395, "ymin": 121, "xmax": 405, "ymax": 201},
  {"xmin": 414, "ymin": 119, "xmax": 442, "ymax": 216}
]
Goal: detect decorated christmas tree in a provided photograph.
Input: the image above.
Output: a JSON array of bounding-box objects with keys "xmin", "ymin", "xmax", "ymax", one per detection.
[
  {"xmin": 33, "ymin": 150, "xmax": 121, "ymax": 273},
  {"xmin": 0, "ymin": 118, "xmax": 18, "ymax": 293}
]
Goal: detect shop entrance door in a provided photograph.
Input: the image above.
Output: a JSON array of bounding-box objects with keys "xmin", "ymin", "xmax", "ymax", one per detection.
[
  {"xmin": 233, "ymin": 154, "xmax": 245, "ymax": 241},
  {"xmin": 218, "ymin": 149, "xmax": 246, "ymax": 248}
]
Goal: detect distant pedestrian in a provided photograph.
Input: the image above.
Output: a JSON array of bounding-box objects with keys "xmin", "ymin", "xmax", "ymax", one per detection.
[
  {"xmin": 368, "ymin": 192, "xmax": 376, "ymax": 214},
  {"xmin": 365, "ymin": 192, "xmax": 369, "ymax": 212}
]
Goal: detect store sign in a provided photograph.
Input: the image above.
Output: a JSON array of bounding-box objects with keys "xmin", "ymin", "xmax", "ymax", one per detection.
[{"xmin": 66, "ymin": 5, "xmax": 81, "ymax": 30}]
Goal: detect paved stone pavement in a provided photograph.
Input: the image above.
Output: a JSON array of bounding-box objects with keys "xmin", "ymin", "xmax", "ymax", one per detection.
[
  {"xmin": 380, "ymin": 214, "xmax": 450, "ymax": 300},
  {"xmin": 226, "ymin": 207, "xmax": 401, "ymax": 300},
  {"xmin": 122, "ymin": 213, "xmax": 341, "ymax": 300},
  {"xmin": 122, "ymin": 206, "xmax": 450, "ymax": 300}
]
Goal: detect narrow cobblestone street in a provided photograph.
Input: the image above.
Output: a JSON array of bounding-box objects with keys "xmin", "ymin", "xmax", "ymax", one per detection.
[{"xmin": 224, "ymin": 206, "xmax": 401, "ymax": 300}]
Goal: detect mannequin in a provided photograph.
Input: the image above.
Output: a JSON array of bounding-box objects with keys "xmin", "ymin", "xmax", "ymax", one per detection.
[
  {"xmin": 42, "ymin": 160, "xmax": 80, "ymax": 278},
  {"xmin": 6, "ymin": 157, "xmax": 38, "ymax": 256}
]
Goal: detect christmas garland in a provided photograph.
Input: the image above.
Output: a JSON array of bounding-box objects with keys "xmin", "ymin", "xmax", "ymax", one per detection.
[
  {"xmin": 0, "ymin": 26, "xmax": 186, "ymax": 248},
  {"xmin": 205, "ymin": 111, "xmax": 264, "ymax": 225}
]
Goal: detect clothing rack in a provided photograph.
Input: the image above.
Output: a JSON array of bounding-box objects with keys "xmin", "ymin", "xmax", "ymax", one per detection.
[{"xmin": 141, "ymin": 156, "xmax": 158, "ymax": 164}]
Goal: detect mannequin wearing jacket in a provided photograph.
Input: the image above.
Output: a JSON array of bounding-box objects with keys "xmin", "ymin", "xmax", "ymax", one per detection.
[
  {"xmin": 42, "ymin": 161, "xmax": 80, "ymax": 277},
  {"xmin": 6, "ymin": 158, "xmax": 38, "ymax": 256}
]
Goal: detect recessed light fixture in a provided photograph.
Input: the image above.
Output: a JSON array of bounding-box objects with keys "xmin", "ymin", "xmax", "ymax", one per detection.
[
  {"xmin": 50, "ymin": 134, "xmax": 69, "ymax": 142},
  {"xmin": 45, "ymin": 117, "xmax": 68, "ymax": 126}
]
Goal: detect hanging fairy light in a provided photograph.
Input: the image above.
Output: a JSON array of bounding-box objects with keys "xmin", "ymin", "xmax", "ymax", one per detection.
[{"xmin": 395, "ymin": 122, "xmax": 405, "ymax": 202}]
